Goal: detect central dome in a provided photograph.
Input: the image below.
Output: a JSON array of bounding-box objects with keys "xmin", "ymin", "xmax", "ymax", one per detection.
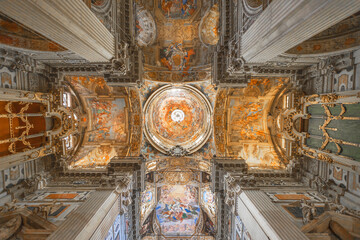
[{"xmin": 144, "ymin": 85, "xmax": 212, "ymax": 155}]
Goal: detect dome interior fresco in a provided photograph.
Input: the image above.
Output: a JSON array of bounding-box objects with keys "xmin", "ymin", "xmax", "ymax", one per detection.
[
  {"xmin": 144, "ymin": 84, "xmax": 212, "ymax": 155},
  {"xmin": 140, "ymin": 80, "xmax": 217, "ymax": 162}
]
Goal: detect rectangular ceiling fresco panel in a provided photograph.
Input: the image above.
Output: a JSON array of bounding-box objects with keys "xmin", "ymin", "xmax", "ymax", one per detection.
[
  {"xmin": 156, "ymin": 185, "xmax": 200, "ymax": 236},
  {"xmin": 227, "ymin": 96, "xmax": 279, "ymax": 168},
  {"xmin": 229, "ymin": 99, "xmax": 266, "ymax": 142},
  {"xmin": 68, "ymin": 76, "xmax": 108, "ymax": 95},
  {"xmin": 87, "ymin": 98, "xmax": 127, "ymax": 143},
  {"xmin": 159, "ymin": 0, "xmax": 198, "ymax": 19},
  {"xmin": 64, "ymin": 76, "xmax": 136, "ymax": 169}
]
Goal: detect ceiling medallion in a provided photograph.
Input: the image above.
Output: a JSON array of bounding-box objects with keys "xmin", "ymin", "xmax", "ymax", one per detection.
[{"xmin": 143, "ymin": 84, "xmax": 213, "ymax": 156}]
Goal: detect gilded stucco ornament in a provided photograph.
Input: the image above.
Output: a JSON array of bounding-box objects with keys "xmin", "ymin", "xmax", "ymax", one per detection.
[
  {"xmin": 143, "ymin": 85, "xmax": 213, "ymax": 155},
  {"xmin": 303, "ymin": 93, "xmax": 344, "ymax": 105}
]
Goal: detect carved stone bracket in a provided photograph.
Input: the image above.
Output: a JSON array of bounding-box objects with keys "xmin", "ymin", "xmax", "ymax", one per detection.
[
  {"xmin": 114, "ymin": 173, "xmax": 133, "ymax": 215},
  {"xmin": 224, "ymin": 173, "xmax": 241, "ymax": 206},
  {"xmin": 166, "ymin": 145, "xmax": 190, "ymax": 157},
  {"xmin": 23, "ymin": 173, "xmax": 50, "ymax": 196},
  {"xmin": 224, "ymin": 173, "xmax": 256, "ymax": 206},
  {"xmin": 299, "ymin": 199, "xmax": 319, "ymax": 224}
]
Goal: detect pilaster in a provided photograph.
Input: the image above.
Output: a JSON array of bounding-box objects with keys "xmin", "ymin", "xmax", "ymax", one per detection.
[
  {"xmin": 48, "ymin": 190, "xmax": 117, "ymax": 240},
  {"xmin": 238, "ymin": 190, "xmax": 309, "ymax": 240}
]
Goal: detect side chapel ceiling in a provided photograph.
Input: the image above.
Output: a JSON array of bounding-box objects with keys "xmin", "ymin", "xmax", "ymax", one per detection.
[
  {"xmin": 63, "ymin": 76, "xmax": 141, "ymax": 169},
  {"xmin": 215, "ymin": 78, "xmax": 291, "ymax": 169}
]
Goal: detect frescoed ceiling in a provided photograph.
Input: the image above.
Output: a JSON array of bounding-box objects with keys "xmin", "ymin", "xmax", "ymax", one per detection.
[
  {"xmin": 137, "ymin": 79, "xmax": 218, "ymax": 238},
  {"xmin": 199, "ymin": 4, "xmax": 219, "ymax": 46},
  {"xmin": 140, "ymin": 79, "xmax": 217, "ymax": 162},
  {"xmin": 3, "ymin": 0, "xmax": 360, "ymax": 238},
  {"xmin": 140, "ymin": 157, "xmax": 215, "ymax": 239},
  {"xmin": 136, "ymin": 0, "xmax": 219, "ymax": 82},
  {"xmin": 55, "ymin": 2, "xmax": 297, "ymax": 237},
  {"xmin": 64, "ymin": 76, "xmax": 141, "ymax": 169},
  {"xmin": 214, "ymin": 78, "xmax": 290, "ymax": 169},
  {"xmin": 156, "ymin": 185, "xmax": 200, "ymax": 237}
]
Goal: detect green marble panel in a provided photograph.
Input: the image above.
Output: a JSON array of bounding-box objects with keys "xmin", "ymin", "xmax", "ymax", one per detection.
[
  {"xmin": 327, "ymin": 120, "xmax": 360, "ymax": 144},
  {"xmin": 308, "ymin": 118, "xmax": 324, "ymax": 136},
  {"xmin": 339, "ymin": 144, "xmax": 360, "ymax": 162},
  {"xmin": 306, "ymin": 137, "xmax": 323, "ymax": 149},
  {"xmin": 324, "ymin": 142, "xmax": 339, "ymax": 153},
  {"xmin": 343, "ymin": 104, "xmax": 360, "ymax": 117},
  {"xmin": 307, "ymin": 105, "xmax": 325, "ymax": 116}
]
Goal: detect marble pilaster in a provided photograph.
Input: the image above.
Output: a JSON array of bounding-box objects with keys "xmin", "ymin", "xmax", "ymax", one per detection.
[
  {"xmin": 237, "ymin": 190, "xmax": 309, "ymax": 240},
  {"xmin": 48, "ymin": 191, "xmax": 118, "ymax": 240}
]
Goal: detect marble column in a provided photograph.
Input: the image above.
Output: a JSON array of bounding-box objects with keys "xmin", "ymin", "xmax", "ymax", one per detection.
[
  {"xmin": 48, "ymin": 191, "xmax": 118, "ymax": 240},
  {"xmin": 0, "ymin": 0, "xmax": 115, "ymax": 62},
  {"xmin": 90, "ymin": 196, "xmax": 120, "ymax": 240},
  {"xmin": 237, "ymin": 190, "xmax": 308, "ymax": 240},
  {"xmin": 242, "ymin": 0, "xmax": 360, "ymax": 63}
]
